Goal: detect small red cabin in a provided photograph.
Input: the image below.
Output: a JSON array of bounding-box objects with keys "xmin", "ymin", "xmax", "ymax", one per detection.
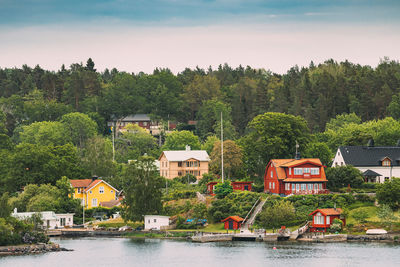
[
  {"xmin": 222, "ymin": 216, "xmax": 244, "ymax": 230},
  {"xmin": 231, "ymin": 181, "xmax": 252, "ymax": 192},
  {"xmin": 207, "ymin": 181, "xmax": 253, "ymax": 195},
  {"xmin": 309, "ymin": 208, "xmax": 346, "ymax": 232},
  {"xmin": 206, "ymin": 182, "xmax": 219, "ymax": 195}
]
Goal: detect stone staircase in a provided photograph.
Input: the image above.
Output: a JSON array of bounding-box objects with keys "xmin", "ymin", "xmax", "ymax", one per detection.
[{"xmin": 240, "ymin": 198, "xmax": 267, "ymax": 232}]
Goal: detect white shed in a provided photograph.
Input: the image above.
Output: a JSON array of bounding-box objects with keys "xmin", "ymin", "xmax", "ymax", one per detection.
[{"xmin": 144, "ymin": 215, "xmax": 170, "ymax": 230}]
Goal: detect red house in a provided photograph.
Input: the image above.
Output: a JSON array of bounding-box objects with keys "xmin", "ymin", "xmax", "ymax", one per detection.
[
  {"xmin": 222, "ymin": 216, "xmax": 244, "ymax": 230},
  {"xmin": 264, "ymin": 158, "xmax": 328, "ymax": 196},
  {"xmin": 207, "ymin": 181, "xmax": 253, "ymax": 195},
  {"xmin": 309, "ymin": 208, "xmax": 346, "ymax": 232}
]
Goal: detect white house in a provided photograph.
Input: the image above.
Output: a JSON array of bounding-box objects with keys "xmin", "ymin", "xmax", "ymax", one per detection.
[
  {"xmin": 12, "ymin": 209, "xmax": 74, "ymax": 229},
  {"xmin": 332, "ymin": 142, "xmax": 400, "ymax": 183},
  {"xmin": 144, "ymin": 215, "xmax": 170, "ymax": 230}
]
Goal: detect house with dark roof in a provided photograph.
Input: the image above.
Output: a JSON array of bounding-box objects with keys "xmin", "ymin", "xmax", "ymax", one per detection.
[
  {"xmin": 264, "ymin": 158, "xmax": 328, "ymax": 195},
  {"xmin": 332, "ymin": 142, "xmax": 400, "ymax": 183}
]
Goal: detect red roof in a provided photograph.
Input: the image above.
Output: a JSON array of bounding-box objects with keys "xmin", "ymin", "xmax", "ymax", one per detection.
[
  {"xmin": 70, "ymin": 179, "xmax": 94, "ymax": 188},
  {"xmin": 221, "ymin": 216, "xmax": 244, "ymax": 223},
  {"xmin": 231, "ymin": 181, "xmax": 253, "ymax": 185},
  {"xmin": 70, "ymin": 179, "xmax": 102, "ymax": 192},
  {"xmin": 266, "ymin": 158, "xmax": 327, "ymax": 181},
  {"xmin": 100, "ymin": 199, "xmax": 121, "ymax": 208},
  {"xmin": 309, "ymin": 208, "xmax": 343, "ymax": 216}
]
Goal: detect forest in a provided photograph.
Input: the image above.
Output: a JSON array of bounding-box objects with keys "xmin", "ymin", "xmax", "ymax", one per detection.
[{"xmin": 1, "ymin": 57, "xmax": 400, "ymax": 197}]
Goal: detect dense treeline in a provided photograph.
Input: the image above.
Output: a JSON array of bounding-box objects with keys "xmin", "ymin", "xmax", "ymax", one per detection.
[
  {"xmin": 1, "ymin": 58, "xmax": 400, "ymax": 136},
  {"xmin": 1, "ymin": 58, "xmax": 400, "ymax": 195}
]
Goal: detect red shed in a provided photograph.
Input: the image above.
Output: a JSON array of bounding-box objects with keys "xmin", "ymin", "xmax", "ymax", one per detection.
[
  {"xmin": 206, "ymin": 182, "xmax": 219, "ymax": 195},
  {"xmin": 222, "ymin": 216, "xmax": 244, "ymax": 230},
  {"xmin": 309, "ymin": 208, "xmax": 346, "ymax": 232},
  {"xmin": 231, "ymin": 181, "xmax": 252, "ymax": 192}
]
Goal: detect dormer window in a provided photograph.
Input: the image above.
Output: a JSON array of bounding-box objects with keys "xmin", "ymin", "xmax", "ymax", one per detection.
[{"xmin": 382, "ymin": 159, "xmax": 391, "ymax": 166}]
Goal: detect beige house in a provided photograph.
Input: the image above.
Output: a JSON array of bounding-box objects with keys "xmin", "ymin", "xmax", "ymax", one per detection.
[{"xmin": 159, "ymin": 146, "xmax": 210, "ymax": 180}]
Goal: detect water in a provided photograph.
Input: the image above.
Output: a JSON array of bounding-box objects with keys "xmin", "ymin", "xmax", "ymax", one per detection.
[{"xmin": 1, "ymin": 237, "xmax": 400, "ymax": 267}]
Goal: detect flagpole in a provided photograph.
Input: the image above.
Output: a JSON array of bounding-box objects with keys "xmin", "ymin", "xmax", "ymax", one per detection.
[{"xmin": 221, "ymin": 112, "xmax": 224, "ymax": 183}]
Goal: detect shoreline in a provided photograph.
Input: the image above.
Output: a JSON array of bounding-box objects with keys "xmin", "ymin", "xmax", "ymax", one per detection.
[{"xmin": 0, "ymin": 243, "xmax": 72, "ymax": 256}]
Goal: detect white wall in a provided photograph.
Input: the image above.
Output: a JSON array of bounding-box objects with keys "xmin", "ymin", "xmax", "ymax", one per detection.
[
  {"xmin": 56, "ymin": 214, "xmax": 74, "ymax": 228},
  {"xmin": 144, "ymin": 215, "xmax": 170, "ymax": 230},
  {"xmin": 331, "ymin": 148, "xmax": 346, "ymax": 167}
]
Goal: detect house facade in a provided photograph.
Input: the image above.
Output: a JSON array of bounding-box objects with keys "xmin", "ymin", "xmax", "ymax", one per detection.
[
  {"xmin": 309, "ymin": 208, "xmax": 345, "ymax": 232},
  {"xmin": 264, "ymin": 158, "xmax": 328, "ymax": 195},
  {"xmin": 159, "ymin": 146, "xmax": 210, "ymax": 180},
  {"xmin": 222, "ymin": 216, "xmax": 244, "ymax": 230},
  {"xmin": 12, "ymin": 209, "xmax": 74, "ymax": 229},
  {"xmin": 332, "ymin": 144, "xmax": 400, "ymax": 183},
  {"xmin": 70, "ymin": 178, "xmax": 119, "ymax": 209},
  {"xmin": 144, "ymin": 215, "xmax": 170, "ymax": 230}
]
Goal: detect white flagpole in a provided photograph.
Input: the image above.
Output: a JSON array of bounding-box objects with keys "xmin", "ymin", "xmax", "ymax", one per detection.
[{"xmin": 221, "ymin": 112, "xmax": 224, "ymax": 183}]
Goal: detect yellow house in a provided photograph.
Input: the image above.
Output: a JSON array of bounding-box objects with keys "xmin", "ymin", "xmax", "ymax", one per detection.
[
  {"xmin": 158, "ymin": 146, "xmax": 210, "ymax": 180},
  {"xmin": 70, "ymin": 178, "xmax": 119, "ymax": 209}
]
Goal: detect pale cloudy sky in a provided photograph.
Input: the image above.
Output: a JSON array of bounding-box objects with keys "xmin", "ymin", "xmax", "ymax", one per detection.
[{"xmin": 0, "ymin": 0, "xmax": 399, "ymax": 73}]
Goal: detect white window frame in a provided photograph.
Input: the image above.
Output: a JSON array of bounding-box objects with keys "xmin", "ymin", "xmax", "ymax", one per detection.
[
  {"xmin": 99, "ymin": 186, "xmax": 104, "ymax": 194},
  {"xmin": 92, "ymin": 198, "xmax": 98, "ymax": 207},
  {"xmin": 288, "ymin": 168, "xmax": 291, "ymax": 175},
  {"xmin": 326, "ymin": 216, "xmax": 330, "ymax": 225},
  {"xmin": 303, "ymin": 168, "xmax": 310, "ymax": 173},
  {"xmin": 294, "ymin": 168, "xmax": 303, "ymax": 175},
  {"xmin": 272, "ymin": 182, "xmax": 275, "ymax": 189},
  {"xmin": 270, "ymin": 171, "xmax": 273, "ymax": 178},
  {"xmin": 311, "ymin": 168, "xmax": 320, "ymax": 175}
]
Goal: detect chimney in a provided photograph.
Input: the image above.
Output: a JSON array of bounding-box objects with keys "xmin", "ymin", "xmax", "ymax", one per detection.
[
  {"xmin": 92, "ymin": 175, "xmax": 98, "ymax": 181},
  {"xmin": 367, "ymin": 139, "xmax": 374, "ymax": 147},
  {"xmin": 185, "ymin": 145, "xmax": 191, "ymax": 151}
]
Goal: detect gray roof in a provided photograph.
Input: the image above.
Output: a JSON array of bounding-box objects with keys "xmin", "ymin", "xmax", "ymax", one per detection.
[
  {"xmin": 339, "ymin": 146, "xmax": 400, "ymax": 166},
  {"xmin": 162, "ymin": 150, "xmax": 210, "ymax": 162},
  {"xmin": 363, "ymin": 169, "xmax": 382, "ymax": 177},
  {"xmin": 122, "ymin": 114, "xmax": 151, "ymax": 122}
]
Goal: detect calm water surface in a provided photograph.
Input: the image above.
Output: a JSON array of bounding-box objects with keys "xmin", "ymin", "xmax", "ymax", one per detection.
[{"xmin": 1, "ymin": 237, "xmax": 400, "ymax": 267}]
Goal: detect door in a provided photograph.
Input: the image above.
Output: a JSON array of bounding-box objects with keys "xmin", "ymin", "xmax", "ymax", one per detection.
[
  {"xmin": 229, "ymin": 221, "xmax": 233, "ymax": 229},
  {"xmin": 244, "ymin": 185, "xmax": 249, "ymax": 191}
]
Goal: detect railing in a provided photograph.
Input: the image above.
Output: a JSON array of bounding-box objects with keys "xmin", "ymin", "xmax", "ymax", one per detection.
[
  {"xmin": 241, "ymin": 196, "xmax": 261, "ymax": 227},
  {"xmin": 289, "ymin": 189, "xmax": 330, "ymax": 195}
]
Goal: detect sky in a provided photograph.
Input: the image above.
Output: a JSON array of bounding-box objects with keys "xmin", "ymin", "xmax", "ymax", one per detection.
[{"xmin": 0, "ymin": 0, "xmax": 399, "ymax": 74}]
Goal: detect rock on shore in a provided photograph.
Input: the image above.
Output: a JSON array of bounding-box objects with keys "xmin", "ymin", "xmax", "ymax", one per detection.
[{"xmin": 0, "ymin": 243, "xmax": 72, "ymax": 256}]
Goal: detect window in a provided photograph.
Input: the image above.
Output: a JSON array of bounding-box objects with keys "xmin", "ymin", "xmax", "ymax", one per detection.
[
  {"xmin": 90, "ymin": 191, "xmax": 92, "ymax": 194},
  {"xmin": 111, "ymin": 190, "xmax": 113, "ymax": 193},
  {"xmin": 308, "ymin": 184, "xmax": 313, "ymax": 190},
  {"xmin": 270, "ymin": 171, "xmax": 273, "ymax": 178},
  {"xmin": 294, "ymin": 168, "xmax": 303, "ymax": 175},
  {"xmin": 303, "ymin": 168, "xmax": 310, "ymax": 173},
  {"xmin": 99, "ymin": 186, "xmax": 104, "ymax": 194},
  {"xmin": 292, "ymin": 184, "xmax": 295, "ymax": 191},
  {"xmin": 319, "ymin": 183, "xmax": 322, "ymax": 190},
  {"xmin": 143, "ymin": 121, "xmax": 148, "ymax": 126},
  {"xmin": 301, "ymin": 184, "xmax": 306, "ymax": 191},
  {"xmin": 288, "ymin": 168, "xmax": 291, "ymax": 175},
  {"xmin": 382, "ymin": 159, "xmax": 391, "ymax": 166},
  {"xmin": 269, "ymin": 182, "xmax": 271, "ymax": 189},
  {"xmin": 178, "ymin": 161, "xmax": 182, "ymax": 167},
  {"xmin": 92, "ymin": 198, "xmax": 98, "ymax": 207},
  {"xmin": 326, "ymin": 216, "xmax": 330, "ymax": 225},
  {"xmin": 314, "ymin": 212, "xmax": 324, "ymax": 224},
  {"xmin": 198, "ymin": 162, "xmax": 201, "ymax": 167},
  {"xmin": 272, "ymin": 182, "xmax": 275, "ymax": 189},
  {"xmin": 154, "ymin": 219, "xmax": 157, "ymax": 223},
  {"xmin": 148, "ymin": 219, "xmax": 150, "ymax": 223},
  {"xmin": 296, "ymin": 184, "xmax": 300, "ymax": 191},
  {"xmin": 341, "ymin": 162, "xmax": 344, "ymax": 166},
  {"xmin": 311, "ymin": 168, "xmax": 320, "ymax": 175},
  {"xmin": 77, "ymin": 188, "xmax": 81, "ymax": 193},
  {"xmin": 178, "ymin": 171, "xmax": 182, "ymax": 176}
]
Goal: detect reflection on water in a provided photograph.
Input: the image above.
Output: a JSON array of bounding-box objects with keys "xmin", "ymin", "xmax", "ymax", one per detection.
[{"xmin": 1, "ymin": 237, "xmax": 400, "ymax": 267}]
